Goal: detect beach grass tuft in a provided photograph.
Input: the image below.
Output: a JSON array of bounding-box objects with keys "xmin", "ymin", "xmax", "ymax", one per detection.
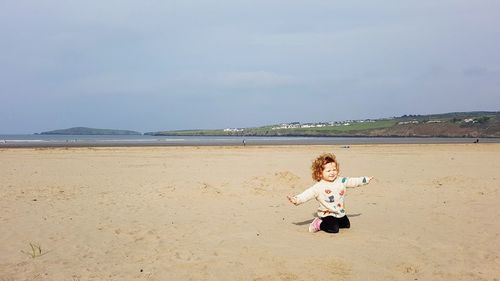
[{"xmin": 21, "ymin": 242, "xmax": 47, "ymax": 258}]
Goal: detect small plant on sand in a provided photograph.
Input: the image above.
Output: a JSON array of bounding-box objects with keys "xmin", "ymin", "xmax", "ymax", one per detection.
[{"xmin": 21, "ymin": 242, "xmax": 47, "ymax": 258}]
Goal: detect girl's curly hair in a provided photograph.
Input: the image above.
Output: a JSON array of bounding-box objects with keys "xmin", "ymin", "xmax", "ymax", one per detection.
[{"xmin": 311, "ymin": 153, "xmax": 339, "ymax": 182}]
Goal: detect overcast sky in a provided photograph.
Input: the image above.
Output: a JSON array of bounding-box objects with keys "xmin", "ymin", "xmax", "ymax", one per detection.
[{"xmin": 1, "ymin": 0, "xmax": 499, "ymax": 134}]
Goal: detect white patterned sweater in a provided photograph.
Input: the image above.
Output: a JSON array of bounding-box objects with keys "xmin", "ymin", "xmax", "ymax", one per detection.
[{"xmin": 293, "ymin": 177, "xmax": 370, "ymax": 218}]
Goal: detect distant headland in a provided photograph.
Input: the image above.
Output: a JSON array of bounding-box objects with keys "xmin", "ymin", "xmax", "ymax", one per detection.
[{"xmin": 39, "ymin": 127, "xmax": 142, "ymax": 135}]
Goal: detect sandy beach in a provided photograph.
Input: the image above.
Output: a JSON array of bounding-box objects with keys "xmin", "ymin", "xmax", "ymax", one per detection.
[{"xmin": 1, "ymin": 144, "xmax": 499, "ymax": 281}]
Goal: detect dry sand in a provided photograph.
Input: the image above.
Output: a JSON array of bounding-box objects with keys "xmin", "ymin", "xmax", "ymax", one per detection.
[{"xmin": 1, "ymin": 144, "xmax": 499, "ymax": 281}]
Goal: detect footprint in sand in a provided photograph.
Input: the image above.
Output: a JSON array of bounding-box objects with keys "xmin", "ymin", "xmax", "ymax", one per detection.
[
  {"xmin": 398, "ymin": 263, "xmax": 419, "ymax": 274},
  {"xmin": 431, "ymin": 176, "xmax": 470, "ymax": 188},
  {"xmin": 174, "ymin": 249, "xmax": 195, "ymax": 261},
  {"xmin": 254, "ymin": 272, "xmax": 299, "ymax": 281},
  {"xmin": 246, "ymin": 171, "xmax": 302, "ymax": 195},
  {"xmin": 199, "ymin": 182, "xmax": 221, "ymax": 194}
]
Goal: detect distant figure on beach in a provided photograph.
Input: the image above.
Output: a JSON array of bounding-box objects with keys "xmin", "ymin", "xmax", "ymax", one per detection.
[
  {"xmin": 242, "ymin": 139, "xmax": 246, "ymax": 146},
  {"xmin": 287, "ymin": 153, "xmax": 373, "ymax": 233},
  {"xmin": 474, "ymin": 139, "xmax": 479, "ymax": 143}
]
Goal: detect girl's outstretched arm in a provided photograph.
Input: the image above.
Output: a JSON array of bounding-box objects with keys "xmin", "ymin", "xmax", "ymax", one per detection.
[
  {"xmin": 288, "ymin": 185, "xmax": 318, "ymax": 205},
  {"xmin": 345, "ymin": 176, "xmax": 374, "ymax": 188}
]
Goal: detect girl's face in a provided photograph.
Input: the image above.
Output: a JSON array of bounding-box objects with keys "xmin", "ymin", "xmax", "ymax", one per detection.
[{"xmin": 321, "ymin": 162, "xmax": 338, "ymax": 182}]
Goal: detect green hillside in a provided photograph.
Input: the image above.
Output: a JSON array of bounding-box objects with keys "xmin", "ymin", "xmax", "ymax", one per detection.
[{"xmin": 147, "ymin": 111, "xmax": 500, "ymax": 138}]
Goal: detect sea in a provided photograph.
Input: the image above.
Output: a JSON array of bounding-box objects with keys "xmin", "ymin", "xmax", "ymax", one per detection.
[{"xmin": 0, "ymin": 134, "xmax": 498, "ymax": 148}]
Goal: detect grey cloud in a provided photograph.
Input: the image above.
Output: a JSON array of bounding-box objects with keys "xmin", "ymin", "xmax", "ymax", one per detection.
[{"xmin": 463, "ymin": 67, "xmax": 500, "ymax": 77}]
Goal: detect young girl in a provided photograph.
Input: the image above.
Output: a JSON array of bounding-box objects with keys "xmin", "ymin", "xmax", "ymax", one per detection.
[{"xmin": 287, "ymin": 153, "xmax": 373, "ymax": 233}]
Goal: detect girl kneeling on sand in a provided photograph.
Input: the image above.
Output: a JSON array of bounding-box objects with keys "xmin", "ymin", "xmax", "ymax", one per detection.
[{"xmin": 287, "ymin": 153, "xmax": 373, "ymax": 233}]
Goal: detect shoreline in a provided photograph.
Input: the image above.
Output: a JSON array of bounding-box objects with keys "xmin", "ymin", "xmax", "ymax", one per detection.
[
  {"xmin": 0, "ymin": 136, "xmax": 498, "ymax": 148},
  {"xmin": 1, "ymin": 143, "xmax": 500, "ymax": 152}
]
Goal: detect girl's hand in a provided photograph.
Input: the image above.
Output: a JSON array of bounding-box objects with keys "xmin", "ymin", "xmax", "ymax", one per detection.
[{"xmin": 287, "ymin": 195, "xmax": 298, "ymax": 205}]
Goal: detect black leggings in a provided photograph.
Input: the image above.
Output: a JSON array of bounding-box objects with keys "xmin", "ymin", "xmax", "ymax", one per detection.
[{"xmin": 320, "ymin": 215, "xmax": 350, "ymax": 233}]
